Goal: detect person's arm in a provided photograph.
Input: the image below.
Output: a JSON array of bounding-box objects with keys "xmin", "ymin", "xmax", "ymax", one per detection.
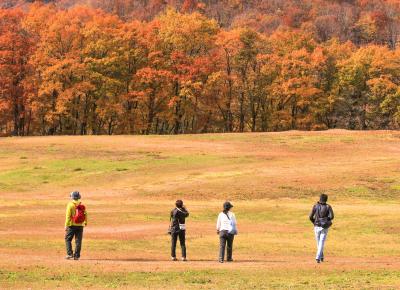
[
  {"xmin": 328, "ymin": 205, "xmax": 334, "ymax": 221},
  {"xmin": 170, "ymin": 210, "xmax": 174, "ymax": 225},
  {"xmin": 65, "ymin": 203, "xmax": 72, "ymax": 230},
  {"xmin": 182, "ymin": 206, "xmax": 189, "ymax": 217},
  {"xmin": 216, "ymin": 213, "xmax": 221, "ymax": 233},
  {"xmin": 309, "ymin": 205, "xmax": 316, "ymax": 224},
  {"xmin": 84, "ymin": 208, "xmax": 88, "ymax": 226}
]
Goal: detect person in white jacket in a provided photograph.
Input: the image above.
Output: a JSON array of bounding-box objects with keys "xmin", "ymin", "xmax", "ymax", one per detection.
[{"xmin": 216, "ymin": 201, "xmax": 237, "ymax": 263}]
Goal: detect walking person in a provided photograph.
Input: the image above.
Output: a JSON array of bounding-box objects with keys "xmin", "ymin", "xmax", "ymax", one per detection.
[
  {"xmin": 65, "ymin": 191, "xmax": 87, "ymax": 260},
  {"xmin": 309, "ymin": 193, "xmax": 334, "ymax": 263},
  {"xmin": 216, "ymin": 201, "xmax": 237, "ymax": 263},
  {"xmin": 169, "ymin": 200, "xmax": 189, "ymax": 261}
]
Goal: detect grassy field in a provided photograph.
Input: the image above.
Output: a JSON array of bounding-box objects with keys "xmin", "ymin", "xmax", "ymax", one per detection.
[{"xmin": 0, "ymin": 130, "xmax": 400, "ymax": 289}]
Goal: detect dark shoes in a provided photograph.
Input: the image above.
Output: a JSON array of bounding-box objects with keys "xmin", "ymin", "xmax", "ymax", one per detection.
[
  {"xmin": 65, "ymin": 255, "xmax": 80, "ymax": 260},
  {"xmin": 171, "ymin": 257, "xmax": 187, "ymax": 261},
  {"xmin": 219, "ymin": 258, "xmax": 232, "ymax": 263},
  {"xmin": 316, "ymin": 259, "xmax": 321, "ymax": 263},
  {"xmin": 320, "ymin": 258, "xmax": 324, "ymax": 262}
]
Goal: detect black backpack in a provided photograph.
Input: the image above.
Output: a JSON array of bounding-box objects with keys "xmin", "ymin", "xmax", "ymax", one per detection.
[{"xmin": 316, "ymin": 204, "xmax": 332, "ymax": 229}]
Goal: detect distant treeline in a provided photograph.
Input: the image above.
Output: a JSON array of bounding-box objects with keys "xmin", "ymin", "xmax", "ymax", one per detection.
[{"xmin": 1, "ymin": 1, "xmax": 400, "ymax": 135}]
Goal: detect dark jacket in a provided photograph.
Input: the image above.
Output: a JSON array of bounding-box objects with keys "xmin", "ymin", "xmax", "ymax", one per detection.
[
  {"xmin": 170, "ymin": 207, "xmax": 189, "ymax": 233},
  {"xmin": 309, "ymin": 202, "xmax": 334, "ymax": 226}
]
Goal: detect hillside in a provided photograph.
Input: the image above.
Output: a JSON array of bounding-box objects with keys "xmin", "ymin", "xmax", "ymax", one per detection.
[
  {"xmin": 1, "ymin": 130, "xmax": 400, "ymax": 199},
  {"xmin": 3, "ymin": 0, "xmax": 400, "ymax": 45}
]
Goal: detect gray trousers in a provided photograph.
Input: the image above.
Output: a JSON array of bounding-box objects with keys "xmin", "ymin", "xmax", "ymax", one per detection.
[
  {"xmin": 171, "ymin": 230, "xmax": 186, "ymax": 258},
  {"xmin": 65, "ymin": 226, "xmax": 83, "ymax": 258},
  {"xmin": 219, "ymin": 230, "xmax": 234, "ymax": 261}
]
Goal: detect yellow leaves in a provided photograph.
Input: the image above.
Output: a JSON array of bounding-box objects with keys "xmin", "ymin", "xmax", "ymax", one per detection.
[
  {"xmin": 269, "ymin": 28, "xmax": 316, "ymax": 55},
  {"xmin": 323, "ymin": 39, "xmax": 355, "ymax": 62},
  {"xmin": 216, "ymin": 29, "xmax": 242, "ymax": 51},
  {"xmin": 310, "ymin": 46, "xmax": 326, "ymax": 67},
  {"xmin": 136, "ymin": 67, "xmax": 173, "ymax": 83},
  {"xmin": 156, "ymin": 8, "xmax": 219, "ymax": 54},
  {"xmin": 368, "ymin": 76, "xmax": 397, "ymax": 102},
  {"xmin": 207, "ymin": 71, "xmax": 225, "ymax": 85},
  {"xmin": 354, "ymin": 13, "xmax": 377, "ymax": 43},
  {"xmin": 338, "ymin": 45, "xmax": 400, "ymax": 93}
]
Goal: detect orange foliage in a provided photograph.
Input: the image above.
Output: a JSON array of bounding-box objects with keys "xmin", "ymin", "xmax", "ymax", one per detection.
[{"xmin": 1, "ymin": 2, "xmax": 400, "ymax": 135}]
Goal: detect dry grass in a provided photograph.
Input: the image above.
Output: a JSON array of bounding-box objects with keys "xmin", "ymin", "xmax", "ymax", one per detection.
[{"xmin": 0, "ymin": 130, "xmax": 400, "ymax": 289}]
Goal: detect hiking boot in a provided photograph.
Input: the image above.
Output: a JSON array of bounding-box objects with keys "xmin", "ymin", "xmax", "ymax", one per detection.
[
  {"xmin": 65, "ymin": 255, "xmax": 73, "ymax": 260},
  {"xmin": 171, "ymin": 257, "xmax": 178, "ymax": 261},
  {"xmin": 181, "ymin": 257, "xmax": 187, "ymax": 262},
  {"xmin": 316, "ymin": 259, "xmax": 320, "ymax": 263},
  {"xmin": 74, "ymin": 257, "xmax": 80, "ymax": 260},
  {"xmin": 218, "ymin": 259, "xmax": 224, "ymax": 263},
  {"xmin": 227, "ymin": 259, "xmax": 233, "ymax": 262},
  {"xmin": 320, "ymin": 258, "xmax": 324, "ymax": 262}
]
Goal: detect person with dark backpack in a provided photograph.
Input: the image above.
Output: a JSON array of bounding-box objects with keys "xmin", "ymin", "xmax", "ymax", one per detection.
[
  {"xmin": 309, "ymin": 194, "xmax": 334, "ymax": 263},
  {"xmin": 216, "ymin": 201, "xmax": 238, "ymax": 263},
  {"xmin": 169, "ymin": 200, "xmax": 189, "ymax": 261},
  {"xmin": 65, "ymin": 191, "xmax": 87, "ymax": 260}
]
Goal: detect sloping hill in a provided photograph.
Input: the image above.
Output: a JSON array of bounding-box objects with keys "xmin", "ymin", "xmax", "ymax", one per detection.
[{"xmin": 3, "ymin": 0, "xmax": 400, "ymax": 46}]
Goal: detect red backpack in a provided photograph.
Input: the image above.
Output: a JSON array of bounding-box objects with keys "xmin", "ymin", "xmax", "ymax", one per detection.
[{"xmin": 72, "ymin": 203, "xmax": 86, "ymax": 224}]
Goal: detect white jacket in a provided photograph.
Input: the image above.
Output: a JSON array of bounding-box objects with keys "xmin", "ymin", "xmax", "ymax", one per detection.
[{"xmin": 216, "ymin": 211, "xmax": 238, "ymax": 234}]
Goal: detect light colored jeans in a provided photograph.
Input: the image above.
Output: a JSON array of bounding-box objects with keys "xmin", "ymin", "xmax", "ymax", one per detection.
[{"xmin": 314, "ymin": 226, "xmax": 328, "ymax": 260}]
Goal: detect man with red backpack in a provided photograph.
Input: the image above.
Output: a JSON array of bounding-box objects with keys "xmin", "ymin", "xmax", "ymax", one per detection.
[{"xmin": 65, "ymin": 191, "xmax": 87, "ymax": 260}]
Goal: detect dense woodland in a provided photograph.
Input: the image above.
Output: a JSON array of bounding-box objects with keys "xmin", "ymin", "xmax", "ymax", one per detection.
[{"xmin": 1, "ymin": 0, "xmax": 400, "ymax": 135}]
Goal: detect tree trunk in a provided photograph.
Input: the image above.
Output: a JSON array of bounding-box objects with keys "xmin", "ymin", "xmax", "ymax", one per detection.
[
  {"xmin": 239, "ymin": 91, "xmax": 245, "ymax": 132},
  {"xmin": 146, "ymin": 95, "xmax": 155, "ymax": 135}
]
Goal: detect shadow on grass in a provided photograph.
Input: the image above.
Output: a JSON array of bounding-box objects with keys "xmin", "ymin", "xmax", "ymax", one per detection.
[
  {"xmin": 82, "ymin": 258, "xmax": 287, "ymax": 263},
  {"xmin": 83, "ymin": 258, "xmax": 167, "ymax": 262}
]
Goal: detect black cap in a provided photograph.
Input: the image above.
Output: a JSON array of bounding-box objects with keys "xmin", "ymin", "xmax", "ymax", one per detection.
[{"xmin": 223, "ymin": 201, "xmax": 233, "ymax": 210}]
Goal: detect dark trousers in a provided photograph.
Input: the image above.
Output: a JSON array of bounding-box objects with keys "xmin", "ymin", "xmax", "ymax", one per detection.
[
  {"xmin": 65, "ymin": 226, "xmax": 83, "ymax": 258},
  {"xmin": 219, "ymin": 230, "xmax": 234, "ymax": 261},
  {"xmin": 171, "ymin": 230, "xmax": 186, "ymax": 258}
]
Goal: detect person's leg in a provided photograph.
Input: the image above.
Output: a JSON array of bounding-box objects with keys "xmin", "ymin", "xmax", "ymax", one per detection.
[
  {"xmin": 171, "ymin": 232, "xmax": 178, "ymax": 259},
  {"xmin": 226, "ymin": 234, "xmax": 234, "ymax": 261},
  {"xmin": 65, "ymin": 226, "xmax": 75, "ymax": 258},
  {"xmin": 314, "ymin": 226, "xmax": 322, "ymax": 261},
  {"xmin": 317, "ymin": 228, "xmax": 328, "ymax": 261},
  {"xmin": 178, "ymin": 230, "xmax": 186, "ymax": 259},
  {"xmin": 74, "ymin": 226, "xmax": 83, "ymax": 259},
  {"xmin": 219, "ymin": 231, "xmax": 227, "ymax": 262}
]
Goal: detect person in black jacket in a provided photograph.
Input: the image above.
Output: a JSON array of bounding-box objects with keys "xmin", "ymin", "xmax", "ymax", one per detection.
[
  {"xmin": 169, "ymin": 200, "xmax": 189, "ymax": 261},
  {"xmin": 309, "ymin": 194, "xmax": 334, "ymax": 263}
]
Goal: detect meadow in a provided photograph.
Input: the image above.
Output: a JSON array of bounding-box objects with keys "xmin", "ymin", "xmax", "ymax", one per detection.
[{"xmin": 0, "ymin": 130, "xmax": 400, "ymax": 289}]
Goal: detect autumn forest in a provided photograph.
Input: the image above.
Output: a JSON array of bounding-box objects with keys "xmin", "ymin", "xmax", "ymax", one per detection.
[{"xmin": 1, "ymin": 0, "xmax": 400, "ymax": 136}]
